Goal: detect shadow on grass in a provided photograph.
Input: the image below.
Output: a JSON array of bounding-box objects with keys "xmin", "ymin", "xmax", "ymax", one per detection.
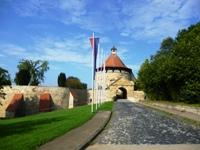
[{"xmin": 0, "ymin": 116, "xmax": 66, "ymax": 138}]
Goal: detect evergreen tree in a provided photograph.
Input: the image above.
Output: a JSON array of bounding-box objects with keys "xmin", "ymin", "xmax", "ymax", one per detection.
[{"xmin": 57, "ymin": 72, "xmax": 66, "ymax": 87}]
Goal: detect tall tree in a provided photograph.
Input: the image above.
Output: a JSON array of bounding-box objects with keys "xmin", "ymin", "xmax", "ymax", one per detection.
[
  {"xmin": 15, "ymin": 69, "xmax": 31, "ymax": 85},
  {"xmin": 160, "ymin": 37, "xmax": 174, "ymax": 52},
  {"xmin": 57, "ymin": 72, "xmax": 66, "ymax": 87},
  {"xmin": 0, "ymin": 67, "xmax": 11, "ymax": 86},
  {"xmin": 0, "ymin": 67, "xmax": 11, "ymax": 101},
  {"xmin": 17, "ymin": 59, "xmax": 49, "ymax": 85},
  {"xmin": 137, "ymin": 22, "xmax": 200, "ymax": 103}
]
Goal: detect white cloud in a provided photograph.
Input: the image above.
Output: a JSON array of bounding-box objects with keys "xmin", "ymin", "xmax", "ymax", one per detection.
[
  {"xmin": 12, "ymin": 0, "xmax": 56, "ymax": 17},
  {"xmin": 10, "ymin": 0, "xmax": 122, "ymax": 33},
  {"xmin": 9, "ymin": 0, "xmax": 200, "ymax": 41},
  {"xmin": 59, "ymin": 0, "xmax": 86, "ymax": 17},
  {"xmin": 117, "ymin": 47, "xmax": 128, "ymax": 58},
  {"xmin": 101, "ymin": 36, "xmax": 111, "ymax": 43},
  {"xmin": 0, "ymin": 34, "xmax": 93, "ymax": 67},
  {"xmin": 49, "ymin": 64, "xmax": 63, "ymax": 71},
  {"xmin": 120, "ymin": 0, "xmax": 200, "ymax": 41},
  {"xmin": 0, "ymin": 44, "xmax": 27, "ymax": 56},
  {"xmin": 34, "ymin": 38, "xmax": 91, "ymax": 66},
  {"xmin": 0, "ymin": 63, "xmax": 7, "ymax": 68}
]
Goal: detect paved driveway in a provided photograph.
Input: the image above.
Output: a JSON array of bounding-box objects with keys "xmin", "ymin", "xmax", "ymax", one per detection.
[{"xmin": 93, "ymin": 99, "xmax": 200, "ymax": 144}]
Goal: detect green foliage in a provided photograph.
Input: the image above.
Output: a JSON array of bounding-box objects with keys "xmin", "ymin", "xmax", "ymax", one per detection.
[
  {"xmin": 17, "ymin": 59, "xmax": 49, "ymax": 85},
  {"xmin": 0, "ymin": 67, "xmax": 11, "ymax": 86},
  {"xmin": 160, "ymin": 37, "xmax": 174, "ymax": 52},
  {"xmin": 66, "ymin": 76, "xmax": 87, "ymax": 89},
  {"xmin": 57, "ymin": 74, "xmax": 87, "ymax": 89},
  {"xmin": 57, "ymin": 72, "xmax": 67, "ymax": 87},
  {"xmin": 0, "ymin": 67, "xmax": 11, "ymax": 100},
  {"xmin": 15, "ymin": 69, "xmax": 31, "ymax": 85},
  {"xmin": 137, "ymin": 22, "xmax": 200, "ymax": 103}
]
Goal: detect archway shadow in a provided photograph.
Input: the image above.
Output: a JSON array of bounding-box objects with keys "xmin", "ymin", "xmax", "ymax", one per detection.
[{"xmin": 114, "ymin": 87, "xmax": 127, "ymax": 101}]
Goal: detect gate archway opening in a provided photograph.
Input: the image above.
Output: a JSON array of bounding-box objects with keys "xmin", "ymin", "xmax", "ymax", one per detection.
[{"xmin": 116, "ymin": 87, "xmax": 127, "ymax": 99}]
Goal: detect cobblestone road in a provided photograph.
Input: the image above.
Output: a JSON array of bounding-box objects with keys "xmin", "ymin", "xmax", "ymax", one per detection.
[{"xmin": 93, "ymin": 99, "xmax": 200, "ymax": 144}]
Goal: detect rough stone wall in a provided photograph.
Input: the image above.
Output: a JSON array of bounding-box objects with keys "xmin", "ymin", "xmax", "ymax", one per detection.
[
  {"xmin": 0, "ymin": 86, "xmax": 70, "ymax": 117},
  {"xmin": 88, "ymin": 89, "xmax": 145, "ymax": 102},
  {"xmin": 89, "ymin": 71, "xmax": 145, "ymax": 101},
  {"xmin": 70, "ymin": 89, "xmax": 89, "ymax": 106},
  {"xmin": 88, "ymin": 89, "xmax": 109, "ymax": 103},
  {"xmin": 96, "ymin": 70, "xmax": 132, "ymax": 87},
  {"xmin": 95, "ymin": 70, "xmax": 134, "ymax": 101},
  {"xmin": 128, "ymin": 91, "xmax": 145, "ymax": 102},
  {"xmin": 108, "ymin": 77, "xmax": 134, "ymax": 99},
  {"xmin": 133, "ymin": 91, "xmax": 145, "ymax": 101},
  {"xmin": 105, "ymin": 71, "xmax": 131, "ymax": 81}
]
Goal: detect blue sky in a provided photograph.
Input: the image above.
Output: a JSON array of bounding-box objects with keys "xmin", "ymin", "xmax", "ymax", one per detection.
[{"xmin": 0, "ymin": 0, "xmax": 199, "ymax": 87}]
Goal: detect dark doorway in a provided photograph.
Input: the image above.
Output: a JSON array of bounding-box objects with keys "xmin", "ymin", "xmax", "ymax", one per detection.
[{"xmin": 116, "ymin": 87, "xmax": 127, "ymax": 99}]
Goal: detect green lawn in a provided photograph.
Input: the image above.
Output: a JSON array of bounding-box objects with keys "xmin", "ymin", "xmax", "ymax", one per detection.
[
  {"xmin": 98, "ymin": 101, "xmax": 113, "ymax": 111},
  {"xmin": 0, "ymin": 101, "xmax": 113, "ymax": 150}
]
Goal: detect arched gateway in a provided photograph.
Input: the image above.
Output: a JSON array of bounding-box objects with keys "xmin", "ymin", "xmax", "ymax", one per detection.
[
  {"xmin": 116, "ymin": 87, "xmax": 127, "ymax": 99},
  {"xmin": 96, "ymin": 46, "xmax": 135, "ymax": 101}
]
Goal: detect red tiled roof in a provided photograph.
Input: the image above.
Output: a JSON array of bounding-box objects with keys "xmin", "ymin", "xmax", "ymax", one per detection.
[
  {"xmin": 6, "ymin": 93, "xmax": 24, "ymax": 112},
  {"xmin": 39, "ymin": 93, "xmax": 52, "ymax": 112},
  {"xmin": 105, "ymin": 53, "xmax": 127, "ymax": 68}
]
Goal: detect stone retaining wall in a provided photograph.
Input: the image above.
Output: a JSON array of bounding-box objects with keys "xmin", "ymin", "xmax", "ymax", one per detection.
[
  {"xmin": 142, "ymin": 101, "xmax": 200, "ymax": 116},
  {"xmin": 0, "ymin": 86, "xmax": 89, "ymax": 118}
]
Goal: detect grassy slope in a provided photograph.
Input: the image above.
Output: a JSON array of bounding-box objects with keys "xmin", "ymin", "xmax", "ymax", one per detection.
[
  {"xmin": 0, "ymin": 101, "xmax": 113, "ymax": 150},
  {"xmin": 98, "ymin": 101, "xmax": 113, "ymax": 111}
]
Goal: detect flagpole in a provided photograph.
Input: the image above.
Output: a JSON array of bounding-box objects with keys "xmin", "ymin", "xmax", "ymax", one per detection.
[
  {"xmin": 99, "ymin": 47, "xmax": 102, "ymax": 106},
  {"xmin": 103, "ymin": 50, "xmax": 106, "ymax": 103},
  {"xmin": 100, "ymin": 44, "xmax": 102, "ymax": 107},
  {"xmin": 96, "ymin": 43, "xmax": 100, "ymax": 109},
  {"xmin": 91, "ymin": 32, "xmax": 94, "ymax": 113},
  {"xmin": 98, "ymin": 44, "xmax": 102, "ymax": 107},
  {"xmin": 101, "ymin": 49, "xmax": 104, "ymax": 104},
  {"xmin": 95, "ymin": 45, "xmax": 98, "ymax": 110},
  {"xmin": 95, "ymin": 44, "xmax": 99, "ymax": 110}
]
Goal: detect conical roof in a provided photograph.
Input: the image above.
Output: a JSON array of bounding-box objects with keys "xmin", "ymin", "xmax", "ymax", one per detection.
[
  {"xmin": 105, "ymin": 53, "xmax": 127, "ymax": 68},
  {"xmin": 97, "ymin": 46, "xmax": 133, "ymax": 74},
  {"xmin": 105, "ymin": 46, "xmax": 128, "ymax": 68}
]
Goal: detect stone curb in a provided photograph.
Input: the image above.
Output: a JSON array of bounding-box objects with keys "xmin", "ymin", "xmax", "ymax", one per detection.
[
  {"xmin": 39, "ymin": 111, "xmax": 112, "ymax": 150},
  {"xmin": 139, "ymin": 102, "xmax": 200, "ymax": 122},
  {"xmin": 82, "ymin": 111, "xmax": 112, "ymax": 149}
]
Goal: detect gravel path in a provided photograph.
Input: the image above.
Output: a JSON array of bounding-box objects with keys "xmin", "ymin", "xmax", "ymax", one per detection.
[{"xmin": 93, "ymin": 99, "xmax": 200, "ymax": 144}]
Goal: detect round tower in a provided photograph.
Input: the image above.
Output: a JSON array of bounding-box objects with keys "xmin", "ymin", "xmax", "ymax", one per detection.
[{"xmin": 96, "ymin": 46, "xmax": 135, "ymax": 101}]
